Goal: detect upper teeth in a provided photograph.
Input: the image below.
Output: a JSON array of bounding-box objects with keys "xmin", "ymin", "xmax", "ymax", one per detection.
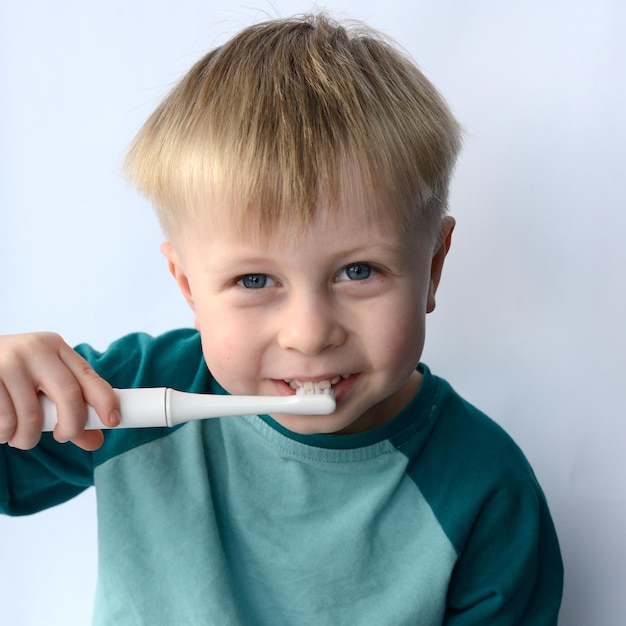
[{"xmin": 286, "ymin": 375, "xmax": 348, "ymax": 391}]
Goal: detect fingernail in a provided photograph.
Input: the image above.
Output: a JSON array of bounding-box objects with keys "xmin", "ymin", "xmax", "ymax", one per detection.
[{"xmin": 109, "ymin": 409, "xmax": 121, "ymax": 427}]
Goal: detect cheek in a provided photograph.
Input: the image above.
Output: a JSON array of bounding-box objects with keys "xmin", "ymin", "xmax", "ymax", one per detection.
[
  {"xmin": 384, "ymin": 319, "xmax": 425, "ymax": 368},
  {"xmin": 196, "ymin": 309, "xmax": 258, "ymax": 391},
  {"xmin": 372, "ymin": 295, "xmax": 427, "ymax": 369}
]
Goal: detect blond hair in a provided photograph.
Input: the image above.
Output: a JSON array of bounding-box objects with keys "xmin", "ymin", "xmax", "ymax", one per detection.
[{"xmin": 124, "ymin": 13, "xmax": 462, "ymax": 240}]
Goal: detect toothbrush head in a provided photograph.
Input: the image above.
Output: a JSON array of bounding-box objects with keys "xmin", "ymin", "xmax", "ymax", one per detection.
[{"xmin": 292, "ymin": 383, "xmax": 336, "ymax": 415}]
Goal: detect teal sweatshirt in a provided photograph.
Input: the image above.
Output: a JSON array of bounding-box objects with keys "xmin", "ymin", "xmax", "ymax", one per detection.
[{"xmin": 0, "ymin": 329, "xmax": 563, "ymax": 624}]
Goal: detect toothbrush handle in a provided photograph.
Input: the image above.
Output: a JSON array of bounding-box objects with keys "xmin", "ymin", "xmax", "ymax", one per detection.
[
  {"xmin": 40, "ymin": 388, "xmax": 168, "ymax": 431},
  {"xmin": 40, "ymin": 387, "xmax": 336, "ymax": 432}
]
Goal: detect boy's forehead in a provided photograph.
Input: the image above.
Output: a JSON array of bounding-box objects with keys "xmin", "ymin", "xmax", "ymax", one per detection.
[
  {"xmin": 179, "ymin": 191, "xmax": 404, "ymax": 243},
  {"xmin": 174, "ymin": 166, "xmax": 428, "ymax": 241},
  {"xmin": 173, "ymin": 193, "xmax": 435, "ymax": 263}
]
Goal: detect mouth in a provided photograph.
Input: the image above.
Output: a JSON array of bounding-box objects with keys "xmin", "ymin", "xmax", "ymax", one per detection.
[{"xmin": 273, "ymin": 374, "xmax": 358, "ymax": 403}]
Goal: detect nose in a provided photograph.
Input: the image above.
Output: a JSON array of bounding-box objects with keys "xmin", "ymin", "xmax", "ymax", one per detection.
[{"xmin": 277, "ymin": 292, "xmax": 347, "ymax": 355}]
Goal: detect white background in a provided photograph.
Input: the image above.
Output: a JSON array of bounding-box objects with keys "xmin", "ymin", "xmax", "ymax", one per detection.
[{"xmin": 1, "ymin": 1, "xmax": 624, "ymax": 624}]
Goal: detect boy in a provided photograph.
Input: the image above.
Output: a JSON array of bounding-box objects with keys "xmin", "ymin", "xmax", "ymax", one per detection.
[{"xmin": 0, "ymin": 13, "xmax": 562, "ymax": 625}]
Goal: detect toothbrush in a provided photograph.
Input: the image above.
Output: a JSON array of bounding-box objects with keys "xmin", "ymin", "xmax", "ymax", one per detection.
[{"xmin": 40, "ymin": 387, "xmax": 336, "ymax": 431}]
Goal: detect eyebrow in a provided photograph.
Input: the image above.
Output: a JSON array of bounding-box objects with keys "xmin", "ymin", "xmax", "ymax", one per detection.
[
  {"xmin": 199, "ymin": 234, "xmax": 413, "ymax": 276},
  {"xmin": 334, "ymin": 242, "xmax": 408, "ymax": 257},
  {"xmin": 215, "ymin": 242, "xmax": 408, "ymax": 265}
]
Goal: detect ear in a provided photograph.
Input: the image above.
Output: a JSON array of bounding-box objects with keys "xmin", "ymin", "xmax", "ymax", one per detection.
[
  {"xmin": 426, "ymin": 216, "xmax": 455, "ymax": 313},
  {"xmin": 160, "ymin": 241, "xmax": 196, "ymax": 314}
]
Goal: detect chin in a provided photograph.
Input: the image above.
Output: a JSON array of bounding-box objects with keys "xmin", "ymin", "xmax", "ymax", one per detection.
[{"xmin": 272, "ymin": 413, "xmax": 349, "ymax": 436}]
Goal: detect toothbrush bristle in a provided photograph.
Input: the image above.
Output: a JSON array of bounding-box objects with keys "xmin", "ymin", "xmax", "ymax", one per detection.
[{"xmin": 295, "ymin": 383, "xmax": 335, "ymax": 396}]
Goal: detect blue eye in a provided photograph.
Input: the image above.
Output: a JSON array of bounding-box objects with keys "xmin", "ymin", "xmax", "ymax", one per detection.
[
  {"xmin": 337, "ymin": 263, "xmax": 373, "ymax": 281},
  {"xmin": 238, "ymin": 274, "xmax": 270, "ymax": 289}
]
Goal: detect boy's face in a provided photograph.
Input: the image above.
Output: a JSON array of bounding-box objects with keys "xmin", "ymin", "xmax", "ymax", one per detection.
[{"xmin": 163, "ymin": 203, "xmax": 453, "ymax": 435}]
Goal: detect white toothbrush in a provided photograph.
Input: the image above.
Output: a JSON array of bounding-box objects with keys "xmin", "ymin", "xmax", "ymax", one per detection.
[{"xmin": 40, "ymin": 387, "xmax": 336, "ymax": 431}]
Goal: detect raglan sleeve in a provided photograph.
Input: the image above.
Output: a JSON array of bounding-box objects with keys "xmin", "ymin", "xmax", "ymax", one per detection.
[{"xmin": 443, "ymin": 458, "xmax": 564, "ymax": 625}]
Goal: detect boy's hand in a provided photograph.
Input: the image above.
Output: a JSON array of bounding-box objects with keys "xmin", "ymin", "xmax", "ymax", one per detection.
[{"xmin": 0, "ymin": 333, "xmax": 119, "ymax": 451}]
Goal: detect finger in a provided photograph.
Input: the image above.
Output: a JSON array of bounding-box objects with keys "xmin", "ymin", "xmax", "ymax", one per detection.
[
  {"xmin": 58, "ymin": 345, "xmax": 120, "ymax": 428},
  {"xmin": 40, "ymin": 353, "xmax": 116, "ymax": 441},
  {"xmin": 40, "ymin": 375, "xmax": 89, "ymax": 443},
  {"xmin": 68, "ymin": 428, "xmax": 105, "ymax": 451},
  {"xmin": 0, "ymin": 382, "xmax": 17, "ymax": 444},
  {"xmin": 5, "ymin": 377, "xmax": 46, "ymax": 450}
]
